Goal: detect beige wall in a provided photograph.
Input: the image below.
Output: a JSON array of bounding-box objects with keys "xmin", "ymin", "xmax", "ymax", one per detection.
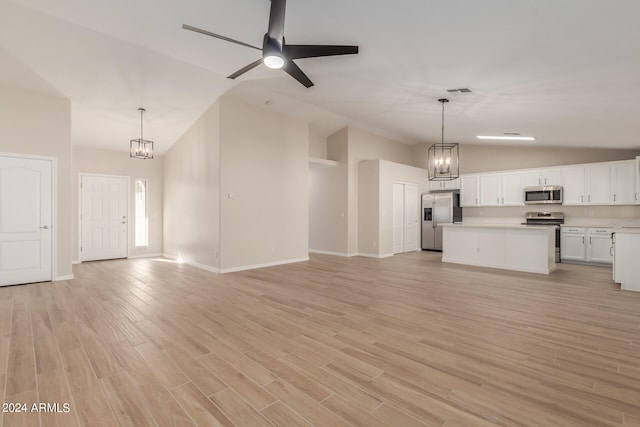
[
  {"xmin": 163, "ymin": 101, "xmax": 221, "ymax": 269},
  {"xmin": 357, "ymin": 161, "xmax": 380, "ymax": 256},
  {"xmin": 413, "ymin": 143, "xmax": 640, "ymax": 174},
  {"xmin": 309, "ymin": 128, "xmax": 349, "ymax": 254},
  {"xmin": 71, "ymin": 146, "xmax": 164, "ymax": 261},
  {"xmin": 358, "ymin": 160, "xmax": 429, "ymax": 257},
  {"xmin": 0, "ymin": 86, "xmax": 72, "ymax": 279},
  {"xmin": 309, "ymin": 126, "xmax": 423, "ymax": 255},
  {"xmin": 309, "ymin": 130, "xmax": 327, "ymax": 158},
  {"xmin": 219, "ymin": 97, "xmax": 309, "ymax": 270}
]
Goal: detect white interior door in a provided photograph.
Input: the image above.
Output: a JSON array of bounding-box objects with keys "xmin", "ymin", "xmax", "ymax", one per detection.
[
  {"xmin": 403, "ymin": 184, "xmax": 419, "ymax": 252},
  {"xmin": 392, "ymin": 183, "xmax": 404, "ymax": 254},
  {"xmin": 0, "ymin": 155, "xmax": 52, "ymax": 286},
  {"xmin": 81, "ymin": 175, "xmax": 128, "ymax": 261}
]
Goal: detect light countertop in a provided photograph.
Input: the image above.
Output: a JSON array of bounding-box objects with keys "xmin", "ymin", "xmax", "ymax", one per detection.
[{"xmin": 442, "ymin": 223, "xmax": 556, "ymax": 230}]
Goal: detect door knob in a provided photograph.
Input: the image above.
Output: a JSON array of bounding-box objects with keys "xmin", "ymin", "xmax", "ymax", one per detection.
[{"xmin": 39, "ymin": 225, "xmax": 49, "ymax": 229}]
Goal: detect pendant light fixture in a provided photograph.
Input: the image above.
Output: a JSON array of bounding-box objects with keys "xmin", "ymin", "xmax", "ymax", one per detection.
[
  {"xmin": 130, "ymin": 107, "xmax": 154, "ymax": 160},
  {"xmin": 428, "ymin": 98, "xmax": 459, "ymax": 181}
]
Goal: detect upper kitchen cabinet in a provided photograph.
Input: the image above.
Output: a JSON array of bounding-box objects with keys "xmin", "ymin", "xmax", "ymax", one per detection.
[
  {"xmin": 540, "ymin": 168, "xmax": 563, "ymax": 186},
  {"xmin": 562, "ymin": 163, "xmax": 610, "ymax": 205},
  {"xmin": 610, "ymin": 160, "xmax": 637, "ymax": 205},
  {"xmin": 429, "ymin": 178, "xmax": 459, "ymax": 192},
  {"xmin": 524, "ymin": 168, "xmax": 563, "ymax": 187},
  {"xmin": 587, "ymin": 163, "xmax": 611, "ymax": 205},
  {"xmin": 562, "ymin": 166, "xmax": 586, "ymax": 205},
  {"xmin": 479, "ymin": 173, "xmax": 502, "ymax": 206},
  {"xmin": 501, "ymin": 171, "xmax": 525, "ymax": 206},
  {"xmin": 460, "ymin": 175, "xmax": 479, "ymax": 207}
]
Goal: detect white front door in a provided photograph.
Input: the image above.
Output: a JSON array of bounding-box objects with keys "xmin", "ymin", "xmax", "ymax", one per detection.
[
  {"xmin": 403, "ymin": 184, "xmax": 419, "ymax": 252},
  {"xmin": 80, "ymin": 175, "xmax": 128, "ymax": 261},
  {"xmin": 0, "ymin": 155, "xmax": 53, "ymax": 286}
]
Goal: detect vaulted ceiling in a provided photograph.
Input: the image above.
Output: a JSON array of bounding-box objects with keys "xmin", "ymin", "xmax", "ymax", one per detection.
[{"xmin": 1, "ymin": 0, "xmax": 639, "ymax": 155}]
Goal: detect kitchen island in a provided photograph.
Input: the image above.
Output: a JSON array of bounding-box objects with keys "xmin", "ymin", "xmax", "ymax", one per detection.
[{"xmin": 442, "ymin": 223, "xmax": 556, "ymax": 274}]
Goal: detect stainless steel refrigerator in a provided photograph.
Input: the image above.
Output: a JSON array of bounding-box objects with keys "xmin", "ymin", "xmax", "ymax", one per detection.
[{"xmin": 421, "ymin": 191, "xmax": 462, "ymax": 251}]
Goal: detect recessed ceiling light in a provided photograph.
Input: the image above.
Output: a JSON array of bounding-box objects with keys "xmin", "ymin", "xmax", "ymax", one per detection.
[{"xmin": 477, "ymin": 135, "xmax": 535, "ymax": 141}]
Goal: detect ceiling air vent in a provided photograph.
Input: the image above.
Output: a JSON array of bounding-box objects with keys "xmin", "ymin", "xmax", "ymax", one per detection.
[{"xmin": 446, "ymin": 88, "xmax": 473, "ymax": 94}]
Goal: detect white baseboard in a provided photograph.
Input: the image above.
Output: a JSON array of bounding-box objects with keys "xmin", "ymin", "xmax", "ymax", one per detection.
[
  {"xmin": 162, "ymin": 253, "xmax": 221, "ymax": 274},
  {"xmin": 54, "ymin": 275, "xmax": 74, "ymax": 281},
  {"xmin": 72, "ymin": 260, "xmax": 81, "ymax": 265},
  {"xmin": 128, "ymin": 253, "xmax": 163, "ymax": 260},
  {"xmin": 357, "ymin": 252, "xmax": 394, "ymax": 259},
  {"xmin": 189, "ymin": 261, "xmax": 221, "ymax": 274},
  {"xmin": 220, "ymin": 257, "xmax": 309, "ymax": 274},
  {"xmin": 309, "ymin": 249, "xmax": 355, "ymax": 257}
]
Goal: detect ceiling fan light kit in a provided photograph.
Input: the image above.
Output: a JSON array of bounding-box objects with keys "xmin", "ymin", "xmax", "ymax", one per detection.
[
  {"xmin": 428, "ymin": 98, "xmax": 459, "ymax": 181},
  {"xmin": 182, "ymin": 0, "xmax": 358, "ymax": 88}
]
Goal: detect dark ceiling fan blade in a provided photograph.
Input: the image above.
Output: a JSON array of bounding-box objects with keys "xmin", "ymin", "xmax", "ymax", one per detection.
[
  {"xmin": 227, "ymin": 58, "xmax": 264, "ymax": 79},
  {"xmin": 283, "ymin": 60, "xmax": 314, "ymax": 88},
  {"xmin": 267, "ymin": 0, "xmax": 286, "ymax": 44},
  {"xmin": 182, "ymin": 24, "xmax": 262, "ymax": 51},
  {"xmin": 284, "ymin": 44, "xmax": 359, "ymax": 59}
]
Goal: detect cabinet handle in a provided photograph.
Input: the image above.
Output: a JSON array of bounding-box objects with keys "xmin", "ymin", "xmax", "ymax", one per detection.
[
  {"xmin": 581, "ymin": 195, "xmax": 584, "ymax": 202},
  {"xmin": 502, "ymin": 197, "xmax": 504, "ymax": 204},
  {"xmin": 497, "ymin": 197, "xmax": 499, "ymax": 204},
  {"xmin": 582, "ymin": 236, "xmax": 585, "ymax": 244},
  {"xmin": 544, "ymin": 178, "xmax": 547, "ymax": 185},
  {"xmin": 614, "ymin": 194, "xmax": 616, "ymax": 202},
  {"xmin": 588, "ymin": 195, "xmax": 591, "ymax": 202},
  {"xmin": 610, "ymin": 246, "xmax": 613, "ymax": 256},
  {"xmin": 538, "ymin": 178, "xmax": 541, "ymax": 185},
  {"xmin": 589, "ymin": 236, "xmax": 592, "ymax": 244}
]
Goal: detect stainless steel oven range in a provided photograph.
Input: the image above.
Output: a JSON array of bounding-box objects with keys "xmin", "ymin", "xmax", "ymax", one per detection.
[{"xmin": 522, "ymin": 212, "xmax": 564, "ymax": 263}]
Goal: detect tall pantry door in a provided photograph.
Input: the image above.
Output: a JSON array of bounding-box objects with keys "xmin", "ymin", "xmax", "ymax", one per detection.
[
  {"xmin": 392, "ymin": 182, "xmax": 419, "ymax": 254},
  {"xmin": 0, "ymin": 155, "xmax": 53, "ymax": 286}
]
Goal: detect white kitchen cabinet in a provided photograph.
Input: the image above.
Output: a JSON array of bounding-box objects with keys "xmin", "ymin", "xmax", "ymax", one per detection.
[
  {"xmin": 610, "ymin": 160, "xmax": 636, "ymax": 205},
  {"xmin": 429, "ymin": 178, "xmax": 459, "ymax": 192},
  {"xmin": 636, "ymin": 156, "xmax": 640, "ymax": 204},
  {"xmin": 562, "ymin": 164, "xmax": 610, "ymax": 206},
  {"xmin": 540, "ymin": 168, "xmax": 563, "ymax": 186},
  {"xmin": 522, "ymin": 170, "xmax": 543, "ymax": 187},
  {"xmin": 460, "ymin": 175, "xmax": 479, "ymax": 207},
  {"xmin": 586, "ymin": 163, "xmax": 610, "ymax": 205},
  {"xmin": 586, "ymin": 228, "xmax": 613, "ymax": 264},
  {"xmin": 561, "ymin": 227, "xmax": 586, "ymax": 262},
  {"xmin": 613, "ymin": 231, "xmax": 640, "ymax": 291},
  {"xmin": 562, "ymin": 166, "xmax": 586, "ymax": 205},
  {"xmin": 479, "ymin": 173, "xmax": 502, "ymax": 206},
  {"xmin": 501, "ymin": 171, "xmax": 525, "ymax": 206}
]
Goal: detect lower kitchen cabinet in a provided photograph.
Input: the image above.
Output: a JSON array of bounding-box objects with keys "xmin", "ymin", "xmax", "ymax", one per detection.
[
  {"xmin": 586, "ymin": 228, "xmax": 614, "ymax": 264},
  {"xmin": 561, "ymin": 227, "xmax": 586, "ymax": 262},
  {"xmin": 561, "ymin": 227, "xmax": 613, "ymax": 265}
]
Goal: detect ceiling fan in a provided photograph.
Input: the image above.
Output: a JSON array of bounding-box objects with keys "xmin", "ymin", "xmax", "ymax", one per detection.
[{"xmin": 182, "ymin": 0, "xmax": 359, "ymax": 88}]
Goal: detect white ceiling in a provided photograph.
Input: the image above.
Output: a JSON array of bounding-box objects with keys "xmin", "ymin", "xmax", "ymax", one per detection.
[{"xmin": 1, "ymin": 0, "xmax": 640, "ymax": 155}]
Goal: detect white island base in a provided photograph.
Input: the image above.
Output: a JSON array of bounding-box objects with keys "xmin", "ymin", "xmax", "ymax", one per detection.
[{"xmin": 442, "ymin": 224, "xmax": 556, "ymax": 274}]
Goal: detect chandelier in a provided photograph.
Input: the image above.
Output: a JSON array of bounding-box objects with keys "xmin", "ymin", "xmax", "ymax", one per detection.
[
  {"xmin": 428, "ymin": 98, "xmax": 459, "ymax": 181},
  {"xmin": 130, "ymin": 108, "xmax": 154, "ymax": 160}
]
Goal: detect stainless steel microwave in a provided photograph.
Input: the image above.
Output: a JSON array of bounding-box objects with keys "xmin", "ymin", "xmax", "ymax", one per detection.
[{"xmin": 524, "ymin": 186, "xmax": 563, "ymax": 205}]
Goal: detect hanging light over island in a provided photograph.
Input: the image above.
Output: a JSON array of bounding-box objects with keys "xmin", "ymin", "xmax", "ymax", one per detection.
[{"xmin": 428, "ymin": 98, "xmax": 459, "ymax": 181}]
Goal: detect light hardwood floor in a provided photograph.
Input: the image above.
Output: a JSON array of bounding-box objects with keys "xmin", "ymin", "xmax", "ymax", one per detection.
[{"xmin": 2, "ymin": 252, "xmax": 640, "ymax": 426}]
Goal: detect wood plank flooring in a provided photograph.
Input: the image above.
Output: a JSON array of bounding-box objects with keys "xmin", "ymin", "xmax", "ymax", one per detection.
[{"xmin": 1, "ymin": 252, "xmax": 640, "ymax": 426}]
